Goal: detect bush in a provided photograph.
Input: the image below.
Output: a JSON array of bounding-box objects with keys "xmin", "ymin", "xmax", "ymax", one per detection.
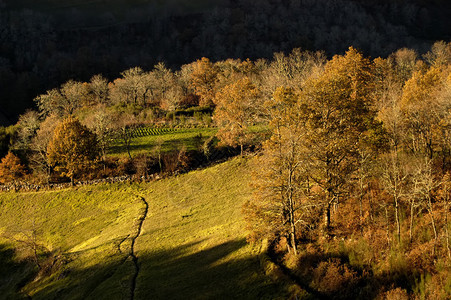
[
  {"xmin": 311, "ymin": 258, "xmax": 360, "ymax": 298},
  {"xmin": 161, "ymin": 147, "xmax": 189, "ymax": 174},
  {"xmin": 406, "ymin": 240, "xmax": 436, "ymax": 274},
  {"xmin": 383, "ymin": 287, "xmax": 409, "ymax": 300}
]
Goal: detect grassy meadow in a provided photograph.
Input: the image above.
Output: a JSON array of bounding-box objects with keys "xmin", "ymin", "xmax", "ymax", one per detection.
[
  {"xmin": 109, "ymin": 127, "xmax": 217, "ymax": 158},
  {"xmin": 0, "ymin": 158, "xmax": 287, "ymax": 299}
]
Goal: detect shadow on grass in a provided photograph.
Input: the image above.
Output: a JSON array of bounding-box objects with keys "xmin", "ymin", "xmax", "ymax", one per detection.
[
  {"xmin": 0, "ymin": 243, "xmax": 36, "ymax": 298},
  {"xmin": 10, "ymin": 239, "xmax": 287, "ymax": 299},
  {"xmin": 136, "ymin": 239, "xmax": 285, "ymax": 299}
]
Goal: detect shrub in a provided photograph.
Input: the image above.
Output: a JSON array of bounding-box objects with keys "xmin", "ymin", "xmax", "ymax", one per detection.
[
  {"xmin": 161, "ymin": 147, "xmax": 189, "ymax": 174},
  {"xmin": 311, "ymin": 258, "xmax": 360, "ymax": 299},
  {"xmin": 383, "ymin": 287, "xmax": 409, "ymax": 300}
]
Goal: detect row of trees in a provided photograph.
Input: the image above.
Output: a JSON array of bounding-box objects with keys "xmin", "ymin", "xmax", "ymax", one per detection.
[
  {"xmin": 1, "ymin": 48, "xmax": 327, "ymax": 183},
  {"xmin": 1, "ymin": 42, "xmax": 449, "ymax": 185}
]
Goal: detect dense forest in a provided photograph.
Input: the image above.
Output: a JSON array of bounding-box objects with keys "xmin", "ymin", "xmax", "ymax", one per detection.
[
  {"xmin": 1, "ymin": 40, "xmax": 450, "ymax": 298},
  {"xmin": 1, "ymin": 0, "xmax": 450, "ymax": 124}
]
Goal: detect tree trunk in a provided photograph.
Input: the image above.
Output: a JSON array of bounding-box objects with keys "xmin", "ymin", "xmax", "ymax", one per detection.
[
  {"xmin": 385, "ymin": 206, "xmax": 391, "ymax": 247},
  {"xmin": 127, "ymin": 147, "xmax": 132, "ymax": 160},
  {"xmin": 409, "ymin": 198, "xmax": 415, "ymax": 243},
  {"xmin": 324, "ymin": 203, "xmax": 331, "ymax": 230},
  {"xmin": 427, "ymin": 195, "xmax": 438, "ymax": 255},
  {"xmin": 287, "ymin": 169, "xmax": 297, "ymax": 255},
  {"xmin": 288, "ymin": 197, "xmax": 297, "ymax": 255},
  {"xmin": 359, "ymin": 192, "xmax": 364, "ymax": 236},
  {"xmin": 289, "ymin": 227, "xmax": 297, "ymax": 255},
  {"xmin": 445, "ymin": 199, "xmax": 451, "ymax": 259},
  {"xmin": 394, "ymin": 195, "xmax": 401, "ymax": 243},
  {"xmin": 323, "ymin": 193, "xmax": 332, "ymax": 237}
]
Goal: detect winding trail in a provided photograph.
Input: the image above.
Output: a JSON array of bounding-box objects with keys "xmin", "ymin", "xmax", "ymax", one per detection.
[{"xmin": 129, "ymin": 196, "xmax": 149, "ymax": 300}]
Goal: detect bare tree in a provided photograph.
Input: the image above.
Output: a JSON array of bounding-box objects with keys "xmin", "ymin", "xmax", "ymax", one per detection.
[{"xmin": 29, "ymin": 115, "xmax": 59, "ymax": 183}]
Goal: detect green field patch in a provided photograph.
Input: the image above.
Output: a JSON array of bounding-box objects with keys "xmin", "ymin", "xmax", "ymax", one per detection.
[{"xmin": 109, "ymin": 127, "xmax": 217, "ymax": 158}]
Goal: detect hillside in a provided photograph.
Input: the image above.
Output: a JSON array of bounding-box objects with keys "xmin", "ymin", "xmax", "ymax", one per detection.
[{"xmin": 0, "ymin": 158, "xmax": 287, "ymax": 299}]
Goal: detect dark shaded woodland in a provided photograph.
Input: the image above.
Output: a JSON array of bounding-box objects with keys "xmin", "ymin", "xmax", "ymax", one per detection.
[{"xmin": 1, "ymin": 0, "xmax": 450, "ymax": 124}]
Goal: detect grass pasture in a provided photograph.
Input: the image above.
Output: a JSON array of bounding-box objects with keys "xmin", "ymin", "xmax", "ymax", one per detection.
[
  {"xmin": 0, "ymin": 158, "xmax": 287, "ymax": 299},
  {"xmin": 109, "ymin": 127, "xmax": 217, "ymax": 158},
  {"xmin": 0, "ymin": 184, "xmax": 140, "ymax": 299}
]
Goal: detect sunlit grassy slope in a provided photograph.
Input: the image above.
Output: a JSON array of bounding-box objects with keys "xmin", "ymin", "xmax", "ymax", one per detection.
[{"xmin": 0, "ymin": 158, "xmax": 287, "ymax": 299}]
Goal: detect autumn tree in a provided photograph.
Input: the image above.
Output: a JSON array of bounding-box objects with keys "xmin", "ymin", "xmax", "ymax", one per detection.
[
  {"xmin": 400, "ymin": 66, "xmax": 450, "ymax": 163},
  {"xmin": 259, "ymin": 49, "xmax": 325, "ymax": 104},
  {"xmin": 83, "ymin": 106, "xmax": 114, "ymax": 162},
  {"xmin": 301, "ymin": 47, "xmax": 378, "ymax": 233},
  {"xmin": 215, "ymin": 58, "xmax": 260, "ymax": 91},
  {"xmin": 150, "ymin": 62, "xmax": 183, "ymax": 110},
  {"xmin": 380, "ymin": 151, "xmax": 411, "ymax": 243},
  {"xmin": 28, "ymin": 115, "xmax": 59, "ymax": 182},
  {"xmin": 244, "ymin": 87, "xmax": 312, "ymax": 254},
  {"xmin": 111, "ymin": 113, "xmax": 138, "ymax": 160},
  {"xmin": 34, "ymin": 80, "xmax": 88, "ymax": 117},
  {"xmin": 423, "ymin": 41, "xmax": 451, "ymax": 68},
  {"xmin": 109, "ymin": 67, "xmax": 151, "ymax": 107},
  {"xmin": 0, "ymin": 152, "xmax": 26, "ymax": 184},
  {"xmin": 214, "ymin": 77, "xmax": 262, "ymax": 156},
  {"xmin": 88, "ymin": 74, "xmax": 110, "ymax": 105},
  {"xmin": 411, "ymin": 157, "xmax": 440, "ymax": 248},
  {"xmin": 47, "ymin": 117, "xmax": 99, "ymax": 184},
  {"xmin": 190, "ymin": 57, "xmax": 219, "ymax": 107},
  {"xmin": 388, "ymin": 48, "xmax": 423, "ymax": 85},
  {"xmin": 12, "ymin": 110, "xmax": 40, "ymax": 152}
]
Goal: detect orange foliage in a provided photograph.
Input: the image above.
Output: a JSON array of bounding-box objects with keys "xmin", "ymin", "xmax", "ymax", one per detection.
[{"xmin": 0, "ymin": 152, "xmax": 26, "ymax": 184}]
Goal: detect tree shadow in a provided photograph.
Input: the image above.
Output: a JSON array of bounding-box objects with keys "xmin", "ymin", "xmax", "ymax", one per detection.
[
  {"xmin": 7, "ymin": 239, "xmax": 287, "ymax": 299},
  {"xmin": 136, "ymin": 239, "xmax": 285, "ymax": 299},
  {"xmin": 0, "ymin": 243, "xmax": 36, "ymax": 299}
]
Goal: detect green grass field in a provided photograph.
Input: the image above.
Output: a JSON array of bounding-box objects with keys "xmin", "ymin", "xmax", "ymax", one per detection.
[
  {"xmin": 0, "ymin": 158, "xmax": 287, "ymax": 299},
  {"xmin": 109, "ymin": 127, "xmax": 218, "ymax": 158}
]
